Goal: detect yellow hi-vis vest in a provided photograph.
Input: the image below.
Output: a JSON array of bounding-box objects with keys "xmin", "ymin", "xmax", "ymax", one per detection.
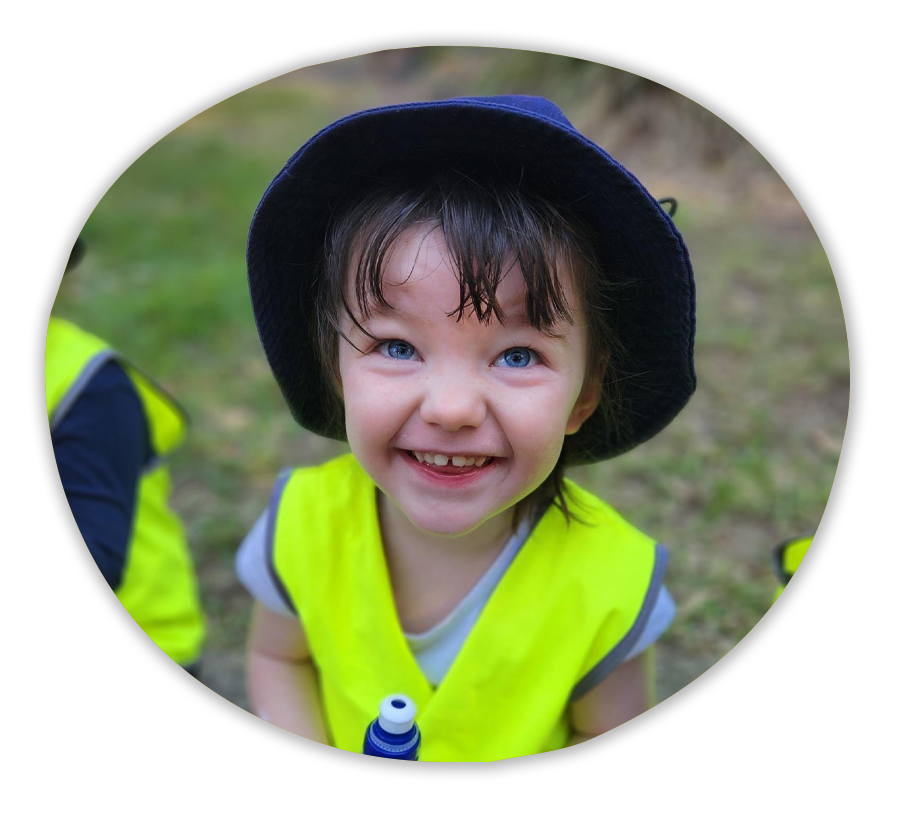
[
  {"xmin": 772, "ymin": 534, "xmax": 812, "ymax": 601},
  {"xmin": 269, "ymin": 453, "xmax": 667, "ymax": 762},
  {"xmin": 45, "ymin": 317, "xmax": 206, "ymax": 667}
]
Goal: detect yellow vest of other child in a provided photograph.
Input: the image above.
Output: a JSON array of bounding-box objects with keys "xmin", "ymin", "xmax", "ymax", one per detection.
[{"xmin": 45, "ymin": 317, "xmax": 206, "ymax": 667}]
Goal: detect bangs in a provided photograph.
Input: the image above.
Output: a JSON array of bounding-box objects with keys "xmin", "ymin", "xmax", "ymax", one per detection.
[{"xmin": 326, "ymin": 174, "xmax": 592, "ymax": 337}]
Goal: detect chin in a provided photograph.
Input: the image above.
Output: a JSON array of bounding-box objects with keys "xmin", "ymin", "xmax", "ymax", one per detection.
[
  {"xmin": 400, "ymin": 496, "xmax": 506, "ymax": 537},
  {"xmin": 403, "ymin": 506, "xmax": 499, "ymax": 538}
]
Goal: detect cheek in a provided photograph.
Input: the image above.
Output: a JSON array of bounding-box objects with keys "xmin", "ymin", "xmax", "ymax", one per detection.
[
  {"xmin": 339, "ymin": 366, "xmax": 407, "ymax": 449},
  {"xmin": 342, "ymin": 369, "xmax": 397, "ymax": 409},
  {"xmin": 500, "ymin": 385, "xmax": 577, "ymax": 453}
]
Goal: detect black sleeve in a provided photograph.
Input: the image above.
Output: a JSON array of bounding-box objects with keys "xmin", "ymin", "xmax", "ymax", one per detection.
[{"xmin": 51, "ymin": 360, "xmax": 153, "ymax": 589}]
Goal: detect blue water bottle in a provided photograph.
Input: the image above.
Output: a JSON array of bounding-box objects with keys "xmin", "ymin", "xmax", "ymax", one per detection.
[{"xmin": 362, "ymin": 694, "xmax": 421, "ymax": 760}]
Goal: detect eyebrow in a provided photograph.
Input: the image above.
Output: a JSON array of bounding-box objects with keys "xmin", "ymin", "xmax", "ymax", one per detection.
[{"xmin": 365, "ymin": 303, "xmax": 571, "ymax": 342}]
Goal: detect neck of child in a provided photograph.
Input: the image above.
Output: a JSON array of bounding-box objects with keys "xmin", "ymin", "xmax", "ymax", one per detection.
[{"xmin": 376, "ymin": 491, "xmax": 516, "ymax": 565}]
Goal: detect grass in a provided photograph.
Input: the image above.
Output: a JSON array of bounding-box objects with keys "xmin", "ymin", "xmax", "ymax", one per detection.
[{"xmin": 52, "ymin": 49, "xmax": 849, "ymax": 697}]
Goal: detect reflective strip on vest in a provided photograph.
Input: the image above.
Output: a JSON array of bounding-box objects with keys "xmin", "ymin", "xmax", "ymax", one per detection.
[
  {"xmin": 46, "ymin": 317, "xmax": 205, "ymax": 666},
  {"xmin": 271, "ymin": 453, "xmax": 663, "ymax": 762},
  {"xmin": 47, "ymin": 318, "xmax": 187, "ymax": 454}
]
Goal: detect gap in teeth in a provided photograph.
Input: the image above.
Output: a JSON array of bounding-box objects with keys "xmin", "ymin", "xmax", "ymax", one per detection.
[{"xmin": 410, "ymin": 451, "xmax": 490, "ymax": 467}]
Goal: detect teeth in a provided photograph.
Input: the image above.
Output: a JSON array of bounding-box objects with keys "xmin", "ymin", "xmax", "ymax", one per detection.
[{"xmin": 410, "ymin": 451, "xmax": 492, "ymax": 467}]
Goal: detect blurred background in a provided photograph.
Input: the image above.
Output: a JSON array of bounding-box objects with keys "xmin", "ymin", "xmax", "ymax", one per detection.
[{"xmin": 51, "ymin": 47, "xmax": 848, "ymax": 707}]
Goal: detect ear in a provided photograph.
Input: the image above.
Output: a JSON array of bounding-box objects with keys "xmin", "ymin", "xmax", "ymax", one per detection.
[{"xmin": 565, "ymin": 380, "xmax": 601, "ymax": 436}]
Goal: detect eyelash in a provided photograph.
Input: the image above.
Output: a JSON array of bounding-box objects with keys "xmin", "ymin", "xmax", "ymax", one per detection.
[{"xmin": 373, "ymin": 339, "xmax": 546, "ymax": 371}]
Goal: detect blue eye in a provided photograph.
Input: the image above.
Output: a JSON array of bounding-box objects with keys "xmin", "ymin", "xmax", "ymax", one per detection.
[
  {"xmin": 380, "ymin": 340, "xmax": 417, "ymax": 360},
  {"xmin": 498, "ymin": 347, "xmax": 537, "ymax": 368},
  {"xmin": 375, "ymin": 340, "xmax": 540, "ymax": 368}
]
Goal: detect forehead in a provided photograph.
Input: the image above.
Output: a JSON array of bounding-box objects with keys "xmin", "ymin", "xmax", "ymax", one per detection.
[{"xmin": 352, "ymin": 225, "xmax": 578, "ymax": 323}]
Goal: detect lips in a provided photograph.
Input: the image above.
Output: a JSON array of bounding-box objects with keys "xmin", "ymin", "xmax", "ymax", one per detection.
[
  {"xmin": 402, "ymin": 450, "xmax": 499, "ymax": 476},
  {"xmin": 408, "ymin": 451, "xmax": 493, "ymax": 468},
  {"xmin": 395, "ymin": 448, "xmax": 503, "ymax": 482}
]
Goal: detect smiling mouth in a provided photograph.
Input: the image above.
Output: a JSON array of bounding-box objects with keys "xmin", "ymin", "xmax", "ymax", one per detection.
[{"xmin": 400, "ymin": 449, "xmax": 502, "ymax": 474}]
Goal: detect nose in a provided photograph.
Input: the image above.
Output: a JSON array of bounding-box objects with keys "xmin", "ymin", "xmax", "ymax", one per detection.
[{"xmin": 419, "ymin": 366, "xmax": 487, "ymax": 432}]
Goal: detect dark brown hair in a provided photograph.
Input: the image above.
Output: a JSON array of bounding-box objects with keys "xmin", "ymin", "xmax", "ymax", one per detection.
[{"xmin": 311, "ymin": 172, "xmax": 628, "ymax": 526}]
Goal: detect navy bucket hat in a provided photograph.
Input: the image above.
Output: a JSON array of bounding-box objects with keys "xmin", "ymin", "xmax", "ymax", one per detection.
[{"xmin": 247, "ymin": 95, "xmax": 696, "ymax": 464}]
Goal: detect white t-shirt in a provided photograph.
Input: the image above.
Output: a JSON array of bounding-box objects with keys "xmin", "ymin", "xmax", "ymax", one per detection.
[{"xmin": 236, "ymin": 510, "xmax": 676, "ymax": 688}]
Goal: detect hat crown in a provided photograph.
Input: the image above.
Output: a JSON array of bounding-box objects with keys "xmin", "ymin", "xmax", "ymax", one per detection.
[{"xmin": 452, "ymin": 95, "xmax": 575, "ymax": 129}]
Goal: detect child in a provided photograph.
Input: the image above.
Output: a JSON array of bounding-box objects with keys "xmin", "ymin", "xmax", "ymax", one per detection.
[
  {"xmin": 48, "ymin": 238, "xmax": 206, "ymax": 672},
  {"xmin": 772, "ymin": 534, "xmax": 813, "ymax": 601},
  {"xmin": 237, "ymin": 96, "xmax": 696, "ymax": 761}
]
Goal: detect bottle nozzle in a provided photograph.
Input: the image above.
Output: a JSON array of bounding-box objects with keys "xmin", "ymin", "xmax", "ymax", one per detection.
[{"xmin": 377, "ymin": 694, "xmax": 416, "ymax": 735}]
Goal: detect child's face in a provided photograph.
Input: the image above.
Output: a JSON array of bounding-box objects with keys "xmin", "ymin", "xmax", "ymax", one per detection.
[{"xmin": 338, "ymin": 226, "xmax": 599, "ymax": 536}]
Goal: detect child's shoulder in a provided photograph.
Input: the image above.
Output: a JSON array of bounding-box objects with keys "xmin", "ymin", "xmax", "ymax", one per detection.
[
  {"xmin": 563, "ymin": 478, "xmax": 652, "ymax": 533},
  {"xmin": 270, "ymin": 453, "xmax": 370, "ymax": 518},
  {"xmin": 278, "ymin": 452, "xmax": 364, "ymax": 486}
]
